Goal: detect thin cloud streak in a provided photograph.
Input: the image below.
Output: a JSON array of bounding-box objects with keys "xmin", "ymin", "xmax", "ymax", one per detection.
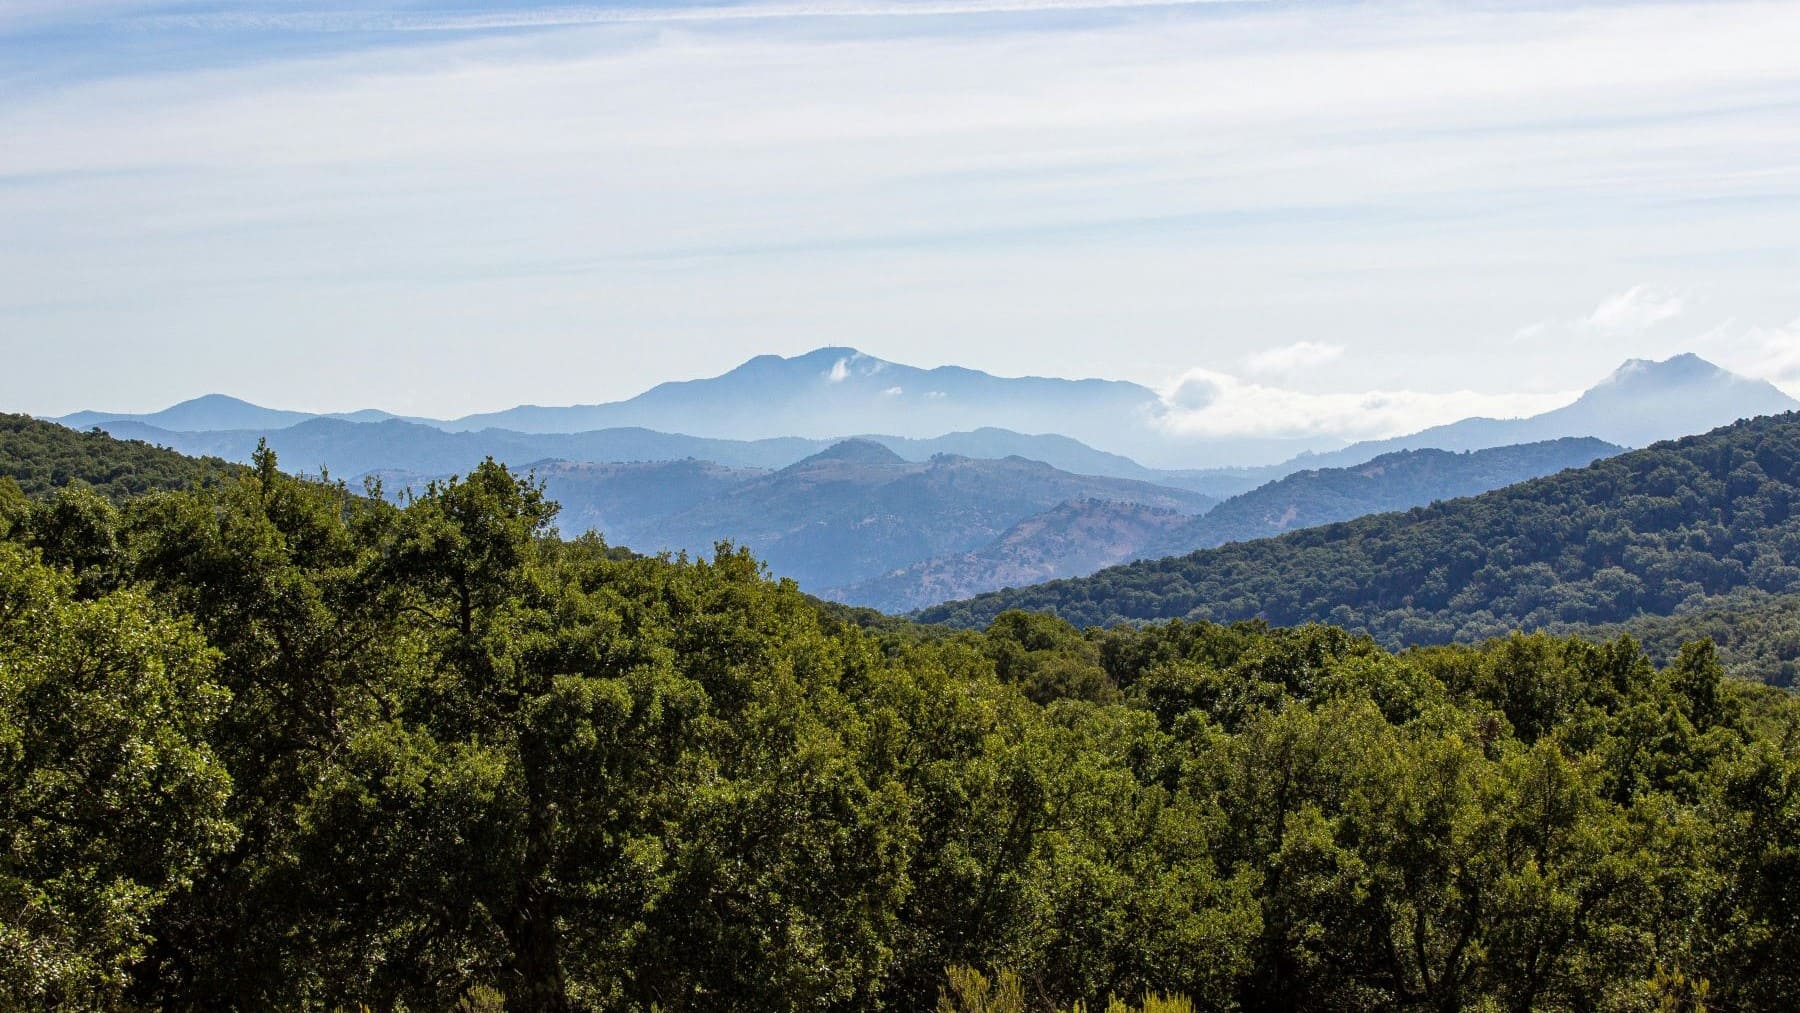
[
  {"xmin": 132, "ymin": 0, "xmax": 1269, "ymax": 34},
  {"xmin": 1696, "ymin": 316, "xmax": 1800, "ymax": 397},
  {"xmin": 1245, "ymin": 341, "xmax": 1344, "ymax": 375},
  {"xmin": 1510, "ymin": 285, "xmax": 1691, "ymax": 351},
  {"xmin": 1588, "ymin": 285, "xmax": 1684, "ymax": 336}
]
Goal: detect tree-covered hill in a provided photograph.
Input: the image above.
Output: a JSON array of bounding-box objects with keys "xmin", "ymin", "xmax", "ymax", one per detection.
[
  {"xmin": 918, "ymin": 413, "xmax": 1800, "ymax": 653},
  {"xmin": 828, "ymin": 498, "xmax": 1196, "ymax": 612},
  {"xmin": 1557, "ymin": 588, "xmax": 1800, "ymax": 686},
  {"xmin": 0, "ymin": 412, "xmax": 239, "ymax": 502},
  {"xmin": 1140, "ymin": 437, "xmax": 1621, "ymax": 558}
]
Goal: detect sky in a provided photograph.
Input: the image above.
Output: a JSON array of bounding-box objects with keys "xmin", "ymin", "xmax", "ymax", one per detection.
[{"xmin": 3, "ymin": 0, "xmax": 1799, "ymax": 441}]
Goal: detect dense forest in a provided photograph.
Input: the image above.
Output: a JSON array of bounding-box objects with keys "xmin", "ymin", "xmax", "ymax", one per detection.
[
  {"xmin": 0, "ymin": 413, "xmax": 240, "ymax": 501},
  {"xmin": 1568, "ymin": 590, "xmax": 1800, "ymax": 686},
  {"xmin": 921, "ymin": 414, "xmax": 1800, "ymax": 672},
  {"xmin": 3, "ymin": 427, "xmax": 1799, "ymax": 1011},
  {"xmin": 1139, "ymin": 438, "xmax": 1620, "ymax": 558}
]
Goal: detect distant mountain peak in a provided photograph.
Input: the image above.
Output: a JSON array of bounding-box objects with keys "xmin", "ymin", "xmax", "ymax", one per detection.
[
  {"xmin": 715, "ymin": 347, "xmax": 895, "ymax": 387},
  {"xmin": 795, "ymin": 438, "xmax": 908, "ymax": 468},
  {"xmin": 792, "ymin": 345, "xmax": 868, "ymax": 362},
  {"xmin": 1572, "ymin": 353, "xmax": 1795, "ymax": 420},
  {"xmin": 1598, "ymin": 352, "xmax": 1727, "ymax": 388},
  {"xmin": 175, "ymin": 393, "xmax": 260, "ymax": 408},
  {"xmin": 54, "ymin": 393, "xmax": 316, "ymax": 434}
]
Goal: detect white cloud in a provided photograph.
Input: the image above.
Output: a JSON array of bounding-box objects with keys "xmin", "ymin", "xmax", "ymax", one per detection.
[
  {"xmin": 1587, "ymin": 285, "xmax": 1684, "ymax": 336},
  {"xmin": 1744, "ymin": 319, "xmax": 1800, "ymax": 385},
  {"xmin": 881, "ymin": 385, "xmax": 904, "ymax": 395},
  {"xmin": 1154, "ymin": 368, "xmax": 1577, "ymax": 440},
  {"xmin": 1245, "ymin": 340, "xmax": 1344, "ymax": 375},
  {"xmin": 826, "ymin": 357, "xmax": 851, "ymax": 382},
  {"xmin": 1509, "ymin": 321, "xmax": 1549, "ymax": 344},
  {"xmin": 1509, "ymin": 285, "xmax": 1688, "ymax": 350},
  {"xmin": 1697, "ymin": 316, "xmax": 1800, "ymax": 395}
]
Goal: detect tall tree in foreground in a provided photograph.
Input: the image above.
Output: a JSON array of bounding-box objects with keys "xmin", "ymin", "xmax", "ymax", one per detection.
[{"xmin": 0, "ymin": 545, "xmax": 234, "ymax": 1008}]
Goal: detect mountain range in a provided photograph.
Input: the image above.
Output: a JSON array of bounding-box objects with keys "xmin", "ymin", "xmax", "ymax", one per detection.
[
  {"xmin": 59, "ymin": 395, "xmax": 418, "ymax": 433},
  {"xmin": 40, "ymin": 350, "xmax": 1800, "ymax": 610},
  {"xmin": 830, "ymin": 437, "xmax": 1621, "ymax": 613},
  {"xmin": 367, "ymin": 434, "xmax": 1625, "ymax": 608},
  {"xmin": 11, "ymin": 408, "xmax": 1796, "ymax": 687},
  {"xmin": 87, "ymin": 417, "xmax": 1191, "ymax": 489},
  {"xmin": 56, "ymin": 350, "xmax": 1795, "ymax": 475},
  {"xmin": 60, "ymin": 348, "xmax": 1237, "ymax": 465},
  {"xmin": 917, "ymin": 411, "xmax": 1800, "ymax": 648},
  {"xmin": 583, "ymin": 440, "xmax": 1216, "ymax": 590}
]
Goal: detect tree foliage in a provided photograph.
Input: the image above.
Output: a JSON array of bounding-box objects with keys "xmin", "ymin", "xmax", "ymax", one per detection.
[
  {"xmin": 0, "ymin": 414, "xmax": 239, "ymax": 502},
  {"xmin": 1, "ymin": 442, "xmax": 1798, "ymax": 1010},
  {"xmin": 0, "ymin": 545, "xmax": 233, "ymax": 1007}
]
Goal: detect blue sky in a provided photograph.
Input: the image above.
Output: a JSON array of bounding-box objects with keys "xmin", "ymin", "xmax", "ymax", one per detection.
[{"xmin": 4, "ymin": 0, "xmax": 1799, "ymax": 439}]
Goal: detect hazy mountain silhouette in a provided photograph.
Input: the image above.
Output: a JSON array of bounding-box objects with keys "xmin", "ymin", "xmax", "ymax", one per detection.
[
  {"xmin": 441, "ymin": 347, "xmax": 1184, "ymax": 455},
  {"xmin": 52, "ymin": 351, "xmax": 1794, "ymax": 473},
  {"xmin": 58, "ymin": 394, "xmax": 411, "ymax": 433},
  {"xmin": 636, "ymin": 440, "xmax": 1215, "ymax": 590},
  {"xmin": 83, "ymin": 417, "xmax": 1181, "ymax": 485},
  {"xmin": 826, "ymin": 499, "xmax": 1195, "ymax": 613},
  {"xmin": 1290, "ymin": 354, "xmax": 1795, "ymax": 470}
]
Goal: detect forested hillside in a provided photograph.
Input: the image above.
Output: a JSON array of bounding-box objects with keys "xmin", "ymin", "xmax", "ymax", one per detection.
[
  {"xmin": 829, "ymin": 498, "xmax": 1195, "ymax": 612},
  {"xmin": 4, "ymin": 437, "xmax": 1799, "ymax": 1010},
  {"xmin": 1141, "ymin": 437, "xmax": 1620, "ymax": 557},
  {"xmin": 0, "ymin": 413, "xmax": 238, "ymax": 501},
  {"xmin": 1564, "ymin": 589, "xmax": 1800, "ymax": 686},
  {"xmin": 920, "ymin": 413, "xmax": 1800, "ymax": 659}
]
